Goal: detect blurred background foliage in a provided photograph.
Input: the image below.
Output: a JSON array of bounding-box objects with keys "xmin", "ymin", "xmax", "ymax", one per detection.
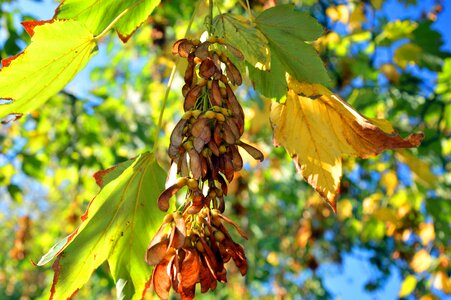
[{"xmin": 0, "ymin": 0, "xmax": 449, "ymax": 299}]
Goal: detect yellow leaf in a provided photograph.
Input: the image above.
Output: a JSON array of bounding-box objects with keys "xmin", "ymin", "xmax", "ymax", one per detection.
[
  {"xmin": 337, "ymin": 199, "xmax": 353, "ymax": 220},
  {"xmin": 399, "ymin": 275, "xmax": 417, "ymax": 297},
  {"xmin": 395, "ymin": 150, "xmax": 438, "ymax": 188},
  {"xmin": 410, "ymin": 249, "xmax": 433, "ymax": 273},
  {"xmin": 418, "ymin": 223, "xmax": 436, "ymax": 245},
  {"xmin": 432, "ymin": 271, "xmax": 451, "ymax": 293},
  {"xmin": 380, "ymin": 170, "xmax": 398, "ymax": 196},
  {"xmin": 326, "ymin": 5, "xmax": 349, "ymax": 23},
  {"xmin": 270, "ymin": 80, "xmax": 424, "ymax": 211}
]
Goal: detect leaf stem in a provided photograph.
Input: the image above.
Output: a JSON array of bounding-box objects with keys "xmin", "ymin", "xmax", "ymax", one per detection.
[{"xmin": 94, "ymin": 8, "xmax": 130, "ymax": 41}]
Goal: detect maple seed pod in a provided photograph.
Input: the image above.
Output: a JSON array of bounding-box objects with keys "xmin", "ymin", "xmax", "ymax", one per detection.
[
  {"xmin": 238, "ymin": 141, "xmax": 264, "ymax": 162},
  {"xmin": 158, "ymin": 178, "xmax": 188, "ymax": 211},
  {"xmin": 184, "ymin": 85, "xmax": 203, "ymax": 111},
  {"xmin": 225, "ymin": 59, "xmax": 242, "ymax": 86},
  {"xmin": 199, "ymin": 59, "xmax": 218, "ymax": 79},
  {"xmin": 178, "ymin": 40, "xmax": 195, "ymax": 58}
]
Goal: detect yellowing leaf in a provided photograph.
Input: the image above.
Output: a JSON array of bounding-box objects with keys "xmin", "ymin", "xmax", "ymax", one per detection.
[
  {"xmin": 410, "ymin": 249, "xmax": 433, "ymax": 273},
  {"xmin": 38, "ymin": 152, "xmax": 167, "ymax": 299},
  {"xmin": 270, "ymin": 80, "xmax": 423, "ymax": 211},
  {"xmin": 0, "ymin": 20, "xmax": 97, "ymax": 120},
  {"xmin": 395, "ymin": 150, "xmax": 438, "ymax": 188},
  {"xmin": 399, "ymin": 275, "xmax": 417, "ymax": 297}
]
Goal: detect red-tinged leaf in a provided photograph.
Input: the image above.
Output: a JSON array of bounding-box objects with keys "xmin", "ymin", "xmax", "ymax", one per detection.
[
  {"xmin": 38, "ymin": 152, "xmax": 168, "ymax": 300},
  {"xmin": 0, "ymin": 20, "xmax": 97, "ymax": 120},
  {"xmin": 55, "ymin": 0, "xmax": 161, "ymax": 43},
  {"xmin": 22, "ymin": 20, "xmax": 53, "ymax": 36}
]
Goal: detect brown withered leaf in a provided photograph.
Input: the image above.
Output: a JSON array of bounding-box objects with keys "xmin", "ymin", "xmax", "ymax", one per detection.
[{"xmin": 270, "ymin": 80, "xmax": 424, "ymax": 212}]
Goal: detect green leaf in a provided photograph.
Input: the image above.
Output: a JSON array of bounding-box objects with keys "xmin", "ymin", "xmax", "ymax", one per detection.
[
  {"xmin": 0, "ymin": 20, "xmax": 97, "ymax": 120},
  {"xmin": 38, "ymin": 152, "xmax": 167, "ymax": 299},
  {"xmin": 213, "ymin": 13, "xmax": 269, "ymax": 69},
  {"xmin": 248, "ymin": 52, "xmax": 287, "ymax": 98},
  {"xmin": 255, "ymin": 4, "xmax": 330, "ymax": 85},
  {"xmin": 56, "ymin": 0, "xmax": 161, "ymax": 42}
]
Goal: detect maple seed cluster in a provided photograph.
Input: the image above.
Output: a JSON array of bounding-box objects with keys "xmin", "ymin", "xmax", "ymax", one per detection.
[{"xmin": 145, "ymin": 37, "xmax": 264, "ymax": 299}]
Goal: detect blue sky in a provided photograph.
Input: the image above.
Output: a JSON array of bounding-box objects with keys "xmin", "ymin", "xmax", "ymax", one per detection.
[{"xmin": 1, "ymin": 0, "xmax": 450, "ymax": 299}]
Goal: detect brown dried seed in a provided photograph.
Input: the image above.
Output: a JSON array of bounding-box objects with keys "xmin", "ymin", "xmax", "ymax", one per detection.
[
  {"xmin": 222, "ymin": 123, "xmax": 237, "ymax": 145},
  {"xmin": 213, "ymin": 126, "xmax": 222, "ymax": 146},
  {"xmin": 184, "ymin": 85, "xmax": 203, "ymax": 111},
  {"xmin": 179, "ymin": 153, "xmax": 190, "ymax": 177},
  {"xmin": 158, "ymin": 179, "xmax": 188, "ymax": 212},
  {"xmin": 217, "ymin": 174, "xmax": 228, "ymax": 195},
  {"xmin": 194, "ymin": 41, "xmax": 212, "ymax": 60},
  {"xmin": 180, "ymin": 249, "xmax": 201, "ymax": 288},
  {"xmin": 238, "ymin": 141, "xmax": 264, "ymax": 162},
  {"xmin": 178, "ymin": 40, "xmax": 195, "ymax": 58},
  {"xmin": 210, "ymin": 80, "xmax": 222, "ymax": 106},
  {"xmin": 146, "ymin": 238, "xmax": 169, "ymax": 265},
  {"xmin": 199, "ymin": 59, "xmax": 218, "ymax": 79},
  {"xmin": 223, "ymin": 153, "xmax": 235, "ymax": 182},
  {"xmin": 208, "ymin": 140, "xmax": 220, "ymax": 156},
  {"xmin": 225, "ymin": 59, "xmax": 242, "ymax": 85},
  {"xmin": 184, "ymin": 54, "xmax": 195, "ymax": 86},
  {"xmin": 152, "ymin": 259, "xmax": 172, "ymax": 299},
  {"xmin": 225, "ymin": 117, "xmax": 241, "ymax": 140},
  {"xmin": 230, "ymin": 145, "xmax": 243, "ymax": 171},
  {"xmin": 225, "ymin": 44, "xmax": 244, "ymax": 60},
  {"xmin": 188, "ymin": 149, "xmax": 202, "ymax": 179},
  {"xmin": 172, "ymin": 38, "xmax": 188, "ymax": 55},
  {"xmin": 170, "ymin": 118, "xmax": 188, "ymax": 149},
  {"xmin": 225, "ymin": 85, "xmax": 244, "ymax": 125}
]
